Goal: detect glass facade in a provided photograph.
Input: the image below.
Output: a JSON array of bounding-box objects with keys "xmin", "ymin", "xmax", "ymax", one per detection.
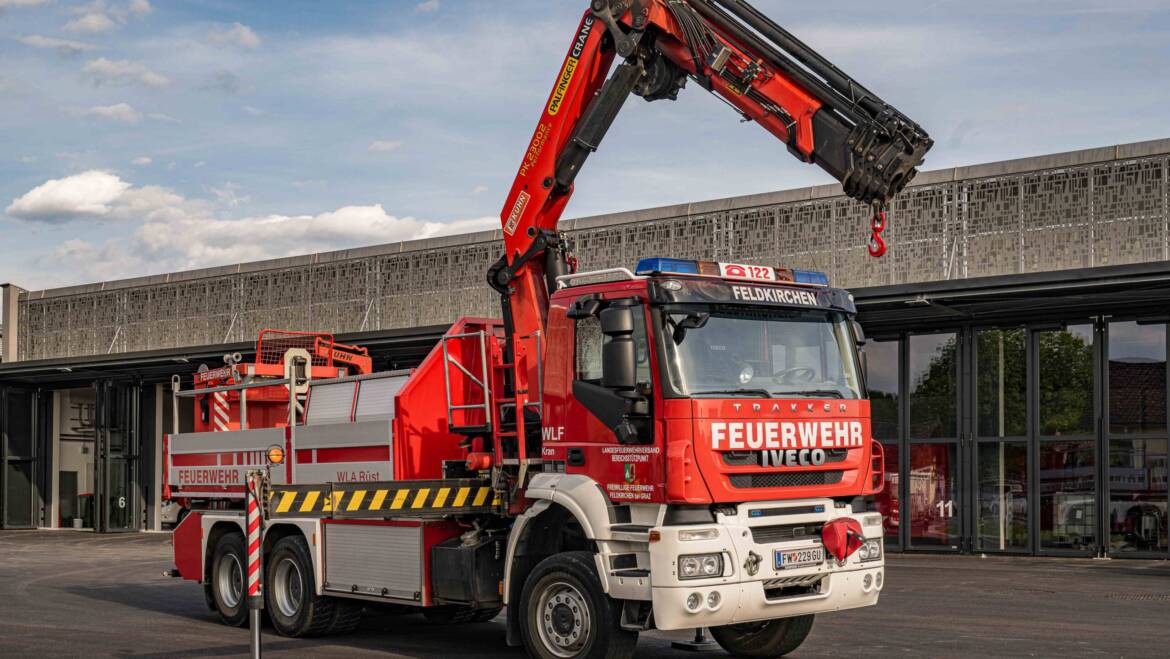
[
  {"xmin": 868, "ymin": 320, "xmax": 1169, "ymax": 558},
  {"xmin": 908, "ymin": 443, "xmax": 959, "ymax": 548},
  {"xmin": 976, "ymin": 441, "xmax": 1028, "ymax": 551}
]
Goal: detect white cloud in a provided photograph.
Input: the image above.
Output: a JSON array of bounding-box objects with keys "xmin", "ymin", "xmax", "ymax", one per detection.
[
  {"xmin": 368, "ymin": 140, "xmax": 403, "ymax": 153},
  {"xmin": 15, "ymin": 35, "xmax": 95, "ymax": 56},
  {"xmin": 207, "ymin": 182, "xmax": 250, "ymax": 208},
  {"xmin": 473, "ymin": 185, "xmax": 488, "ymax": 194},
  {"xmin": 83, "ymin": 58, "xmax": 170, "ymax": 87},
  {"xmin": 131, "ymin": 156, "xmax": 152, "ymax": 165},
  {"xmin": 208, "ymin": 22, "xmax": 261, "ymax": 49},
  {"xmin": 146, "ymin": 112, "xmax": 179, "ymax": 123},
  {"xmin": 64, "ymin": 13, "xmax": 116, "ymax": 34},
  {"xmin": 63, "ymin": 1, "xmax": 152, "ymax": 33},
  {"xmin": 242, "ymin": 105, "xmax": 264, "ymax": 116},
  {"xmin": 415, "ymin": 0, "xmax": 440, "ymax": 12},
  {"xmin": 0, "ymin": 0, "xmax": 49, "ymax": 7},
  {"xmin": 8, "ymin": 171, "xmax": 496, "ymax": 283},
  {"xmin": 82, "ymin": 102, "xmax": 142, "ymax": 123},
  {"xmin": 6, "ymin": 170, "xmax": 132, "ymax": 221}
]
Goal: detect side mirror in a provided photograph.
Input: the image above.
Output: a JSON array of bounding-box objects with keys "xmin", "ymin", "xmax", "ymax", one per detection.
[
  {"xmin": 600, "ymin": 303, "xmax": 637, "ymax": 392},
  {"xmin": 851, "ymin": 319, "xmax": 867, "ymax": 346},
  {"xmin": 858, "ymin": 348, "xmax": 869, "ymax": 387}
]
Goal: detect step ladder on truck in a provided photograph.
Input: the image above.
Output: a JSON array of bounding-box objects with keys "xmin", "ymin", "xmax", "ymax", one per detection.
[{"xmin": 165, "ymin": 1, "xmax": 932, "ymax": 657}]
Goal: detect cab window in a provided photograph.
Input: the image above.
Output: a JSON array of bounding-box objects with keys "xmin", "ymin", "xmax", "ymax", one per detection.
[{"xmin": 574, "ymin": 304, "xmax": 653, "ymax": 393}]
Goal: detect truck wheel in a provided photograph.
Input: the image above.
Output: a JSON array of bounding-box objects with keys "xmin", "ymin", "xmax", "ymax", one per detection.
[
  {"xmin": 519, "ymin": 551, "xmax": 636, "ymax": 659},
  {"xmin": 266, "ymin": 534, "xmax": 361, "ymax": 637},
  {"xmin": 209, "ymin": 532, "xmax": 248, "ymax": 627},
  {"xmin": 709, "ymin": 615, "xmax": 815, "ymax": 658}
]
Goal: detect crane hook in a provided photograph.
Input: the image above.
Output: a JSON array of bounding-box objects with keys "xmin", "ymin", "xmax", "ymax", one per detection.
[{"xmin": 867, "ymin": 204, "xmax": 887, "ymax": 258}]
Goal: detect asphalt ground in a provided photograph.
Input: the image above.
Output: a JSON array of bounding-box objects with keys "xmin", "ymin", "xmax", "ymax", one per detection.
[{"xmin": 0, "ymin": 531, "xmax": 1167, "ymax": 658}]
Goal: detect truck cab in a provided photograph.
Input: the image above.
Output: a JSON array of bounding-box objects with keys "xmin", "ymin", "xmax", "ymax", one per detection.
[{"xmin": 524, "ymin": 257, "xmax": 885, "ymax": 636}]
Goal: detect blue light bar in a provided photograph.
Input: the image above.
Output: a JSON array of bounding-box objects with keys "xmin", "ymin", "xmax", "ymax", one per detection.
[
  {"xmin": 635, "ymin": 257, "xmax": 699, "ymax": 276},
  {"xmin": 793, "ymin": 269, "xmax": 830, "ymax": 286}
]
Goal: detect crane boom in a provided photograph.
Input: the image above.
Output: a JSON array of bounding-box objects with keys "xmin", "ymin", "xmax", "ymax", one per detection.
[{"xmin": 490, "ymin": 0, "xmax": 932, "ymax": 396}]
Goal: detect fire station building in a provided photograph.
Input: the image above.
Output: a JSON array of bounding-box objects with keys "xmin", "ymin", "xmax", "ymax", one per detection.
[{"xmin": 1, "ymin": 138, "xmax": 1168, "ymax": 560}]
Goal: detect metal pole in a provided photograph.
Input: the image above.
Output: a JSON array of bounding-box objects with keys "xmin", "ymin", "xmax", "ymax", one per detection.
[{"xmin": 246, "ymin": 469, "xmax": 264, "ymax": 659}]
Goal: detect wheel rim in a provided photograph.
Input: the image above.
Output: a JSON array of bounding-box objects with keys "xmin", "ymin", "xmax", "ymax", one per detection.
[
  {"xmin": 272, "ymin": 556, "xmax": 304, "ymax": 618},
  {"xmin": 216, "ymin": 553, "xmax": 244, "ymax": 609},
  {"xmin": 536, "ymin": 580, "xmax": 591, "ymax": 658}
]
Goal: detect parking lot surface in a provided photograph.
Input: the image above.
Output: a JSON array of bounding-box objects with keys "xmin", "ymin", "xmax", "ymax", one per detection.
[{"xmin": 0, "ymin": 531, "xmax": 1166, "ymax": 658}]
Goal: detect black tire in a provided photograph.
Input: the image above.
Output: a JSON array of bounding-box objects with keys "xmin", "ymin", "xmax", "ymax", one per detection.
[
  {"xmin": 709, "ymin": 615, "xmax": 815, "ymax": 658},
  {"xmin": 422, "ymin": 605, "xmax": 503, "ymax": 624},
  {"xmin": 265, "ymin": 534, "xmax": 362, "ymax": 637},
  {"xmin": 519, "ymin": 551, "xmax": 637, "ymax": 659},
  {"xmin": 202, "ymin": 584, "xmax": 218, "ymax": 613},
  {"xmin": 209, "ymin": 532, "xmax": 248, "ymax": 627}
]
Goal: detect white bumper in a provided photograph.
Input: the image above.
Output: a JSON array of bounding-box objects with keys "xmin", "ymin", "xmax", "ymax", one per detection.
[{"xmin": 648, "ymin": 500, "xmax": 884, "ymax": 631}]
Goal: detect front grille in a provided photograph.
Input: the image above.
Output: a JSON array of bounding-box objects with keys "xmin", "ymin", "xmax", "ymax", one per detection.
[
  {"xmin": 721, "ymin": 449, "xmax": 849, "ymax": 466},
  {"xmin": 762, "ymin": 574, "xmax": 824, "ymax": 590},
  {"xmin": 728, "ymin": 471, "xmax": 844, "ymax": 488},
  {"xmin": 750, "ymin": 523, "xmax": 824, "ymax": 544}
]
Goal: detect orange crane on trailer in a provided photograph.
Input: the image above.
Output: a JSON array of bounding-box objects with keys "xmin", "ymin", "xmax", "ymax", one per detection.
[{"xmin": 165, "ymin": 2, "xmax": 932, "ymax": 658}]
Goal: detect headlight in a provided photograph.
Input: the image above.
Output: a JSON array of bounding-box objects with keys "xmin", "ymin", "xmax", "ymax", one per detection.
[
  {"xmin": 862, "ymin": 514, "xmax": 883, "ymax": 528},
  {"xmin": 679, "ymin": 553, "xmax": 724, "ymax": 579},
  {"xmin": 858, "ymin": 538, "xmax": 882, "ymax": 563},
  {"xmin": 678, "ymin": 528, "xmax": 719, "ymax": 541}
]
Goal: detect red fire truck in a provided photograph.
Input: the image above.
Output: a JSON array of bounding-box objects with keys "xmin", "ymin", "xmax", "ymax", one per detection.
[{"xmin": 166, "ymin": 1, "xmax": 931, "ymax": 657}]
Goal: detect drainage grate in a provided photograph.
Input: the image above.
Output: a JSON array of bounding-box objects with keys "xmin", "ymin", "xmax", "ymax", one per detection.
[{"xmin": 1105, "ymin": 593, "xmax": 1170, "ymax": 602}]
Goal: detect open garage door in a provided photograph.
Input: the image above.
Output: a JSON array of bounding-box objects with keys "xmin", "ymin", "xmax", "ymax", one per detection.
[{"xmin": 1, "ymin": 386, "xmax": 44, "ymax": 529}]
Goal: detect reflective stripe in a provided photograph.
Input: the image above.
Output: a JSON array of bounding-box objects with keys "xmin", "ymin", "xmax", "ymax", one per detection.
[
  {"xmin": 299, "ymin": 490, "xmax": 320, "ymax": 513},
  {"xmin": 391, "ymin": 489, "xmax": 410, "ymax": 509},
  {"xmin": 411, "ymin": 488, "xmax": 430, "ymax": 509}
]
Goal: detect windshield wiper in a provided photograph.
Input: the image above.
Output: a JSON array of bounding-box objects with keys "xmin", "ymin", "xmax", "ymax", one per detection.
[
  {"xmin": 691, "ymin": 388, "xmax": 773, "ymax": 398},
  {"xmin": 775, "ymin": 389, "xmax": 845, "ymax": 399}
]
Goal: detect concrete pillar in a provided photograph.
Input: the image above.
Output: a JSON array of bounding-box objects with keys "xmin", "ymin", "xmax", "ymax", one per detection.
[{"xmin": 1, "ymin": 284, "xmax": 25, "ymax": 363}]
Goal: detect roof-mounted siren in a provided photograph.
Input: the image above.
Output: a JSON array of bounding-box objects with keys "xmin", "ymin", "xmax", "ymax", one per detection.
[{"xmin": 634, "ymin": 258, "xmax": 829, "ymax": 287}]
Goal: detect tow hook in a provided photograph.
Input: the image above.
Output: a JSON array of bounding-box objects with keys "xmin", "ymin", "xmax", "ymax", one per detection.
[{"xmin": 744, "ymin": 551, "xmax": 761, "ymax": 576}]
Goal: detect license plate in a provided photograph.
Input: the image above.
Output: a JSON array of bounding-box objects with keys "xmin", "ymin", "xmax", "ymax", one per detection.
[{"xmin": 774, "ymin": 546, "xmax": 824, "ymax": 570}]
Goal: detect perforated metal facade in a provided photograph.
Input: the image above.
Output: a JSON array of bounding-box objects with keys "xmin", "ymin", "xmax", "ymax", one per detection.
[{"xmin": 15, "ymin": 139, "xmax": 1170, "ymax": 361}]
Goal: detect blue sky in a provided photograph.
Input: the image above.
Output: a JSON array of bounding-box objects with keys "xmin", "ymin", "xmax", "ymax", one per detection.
[{"xmin": 2, "ymin": 0, "xmax": 1169, "ymax": 290}]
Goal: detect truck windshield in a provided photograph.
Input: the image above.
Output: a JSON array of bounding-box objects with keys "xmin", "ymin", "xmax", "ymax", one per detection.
[{"xmin": 659, "ymin": 305, "xmax": 863, "ymax": 399}]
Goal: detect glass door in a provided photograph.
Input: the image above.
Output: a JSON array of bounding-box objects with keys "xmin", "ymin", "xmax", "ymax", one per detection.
[
  {"xmin": 906, "ymin": 332, "xmax": 962, "ymax": 550},
  {"xmin": 1033, "ymin": 324, "xmax": 1099, "ymax": 556},
  {"xmin": 971, "ymin": 328, "xmax": 1030, "ymax": 552},
  {"xmin": 1, "ymin": 386, "xmax": 40, "ymax": 529},
  {"xmin": 1104, "ymin": 320, "xmax": 1168, "ymax": 557},
  {"xmin": 96, "ymin": 382, "xmax": 140, "ymax": 533},
  {"xmin": 865, "ymin": 337, "xmax": 902, "ymax": 549}
]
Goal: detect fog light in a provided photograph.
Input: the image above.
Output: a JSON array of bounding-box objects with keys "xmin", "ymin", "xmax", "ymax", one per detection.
[
  {"xmin": 863, "ymin": 573, "xmax": 873, "ymax": 591},
  {"xmin": 686, "ymin": 592, "xmax": 703, "ymax": 611},
  {"xmin": 707, "ymin": 591, "xmax": 721, "ymax": 608},
  {"xmin": 875, "ymin": 571, "xmax": 884, "ymax": 590}
]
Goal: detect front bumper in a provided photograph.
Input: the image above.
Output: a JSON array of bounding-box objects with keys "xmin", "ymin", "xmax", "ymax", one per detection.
[{"xmin": 649, "ymin": 500, "xmax": 884, "ymax": 631}]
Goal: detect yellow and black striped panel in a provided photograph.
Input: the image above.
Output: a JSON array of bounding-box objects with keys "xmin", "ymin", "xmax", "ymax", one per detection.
[{"xmin": 265, "ymin": 479, "xmax": 500, "ymax": 519}]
